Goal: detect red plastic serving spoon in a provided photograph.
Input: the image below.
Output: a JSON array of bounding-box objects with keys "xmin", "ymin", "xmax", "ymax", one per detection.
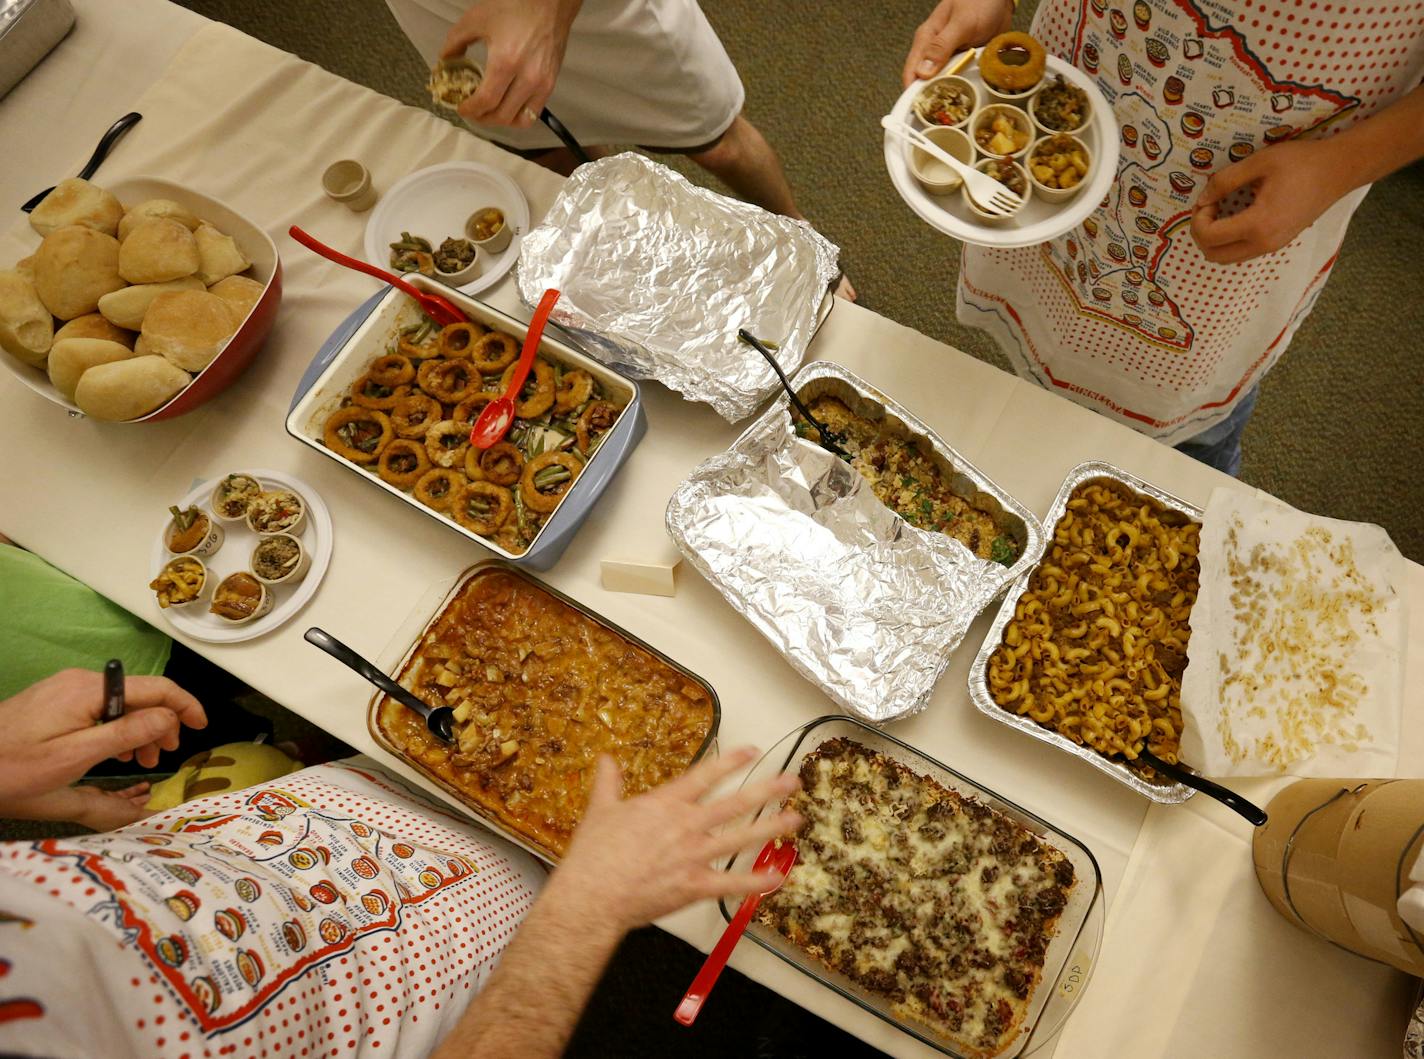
[
  {"xmin": 287, "ymin": 224, "xmax": 466, "ymax": 327},
  {"xmin": 469, "ymin": 287, "xmax": 561, "ymax": 449},
  {"xmin": 673, "ymin": 840, "xmax": 798, "ymax": 1027}
]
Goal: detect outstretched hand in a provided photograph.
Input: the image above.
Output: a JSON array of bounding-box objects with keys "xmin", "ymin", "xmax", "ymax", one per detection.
[
  {"xmin": 1191, "ymin": 138, "xmax": 1350, "ymax": 265},
  {"xmin": 441, "ymin": 0, "xmax": 579, "ymax": 129},
  {"xmin": 902, "ymin": 0, "xmax": 1014, "ymax": 87},
  {"xmin": 553, "ymin": 746, "xmax": 803, "ymax": 932},
  {"xmin": 0, "ymin": 669, "xmax": 207, "ymax": 828}
]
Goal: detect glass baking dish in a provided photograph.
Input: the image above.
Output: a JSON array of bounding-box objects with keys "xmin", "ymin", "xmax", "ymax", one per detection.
[
  {"xmin": 720, "ymin": 716, "xmax": 1103, "ymax": 1058},
  {"xmin": 367, "ymin": 560, "xmax": 720, "ymax": 864}
]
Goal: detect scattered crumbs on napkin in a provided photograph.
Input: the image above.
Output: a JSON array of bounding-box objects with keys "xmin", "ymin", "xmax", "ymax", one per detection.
[{"xmin": 1179, "ymin": 488, "xmax": 1405, "ymax": 777}]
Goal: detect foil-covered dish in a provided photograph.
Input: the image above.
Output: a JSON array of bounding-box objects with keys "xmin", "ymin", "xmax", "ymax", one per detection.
[
  {"xmin": 666, "ymin": 360, "xmax": 1041, "ymax": 723},
  {"xmin": 517, "ymin": 152, "xmax": 840, "ymax": 422},
  {"xmin": 968, "ymin": 461, "xmax": 1198, "ymax": 803}
]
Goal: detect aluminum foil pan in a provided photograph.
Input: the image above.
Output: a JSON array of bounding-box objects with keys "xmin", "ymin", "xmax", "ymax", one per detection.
[
  {"xmin": 968, "ymin": 461, "xmax": 1200, "ymax": 803},
  {"xmin": 666, "ymin": 360, "xmax": 1042, "ymax": 723},
  {"xmin": 517, "ymin": 152, "xmax": 840, "ymax": 422}
]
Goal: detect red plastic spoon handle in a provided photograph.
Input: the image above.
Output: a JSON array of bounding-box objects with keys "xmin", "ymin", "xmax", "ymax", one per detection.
[
  {"xmin": 673, "ymin": 889, "xmax": 763, "ymax": 1027},
  {"xmin": 505, "ymin": 287, "xmax": 561, "ymax": 399},
  {"xmin": 288, "ymin": 225, "xmax": 423, "ymax": 299},
  {"xmin": 469, "ymin": 288, "xmax": 561, "ymax": 449}
]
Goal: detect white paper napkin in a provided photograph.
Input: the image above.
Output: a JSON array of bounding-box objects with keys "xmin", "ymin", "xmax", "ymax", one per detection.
[{"xmin": 1179, "ymin": 488, "xmax": 1406, "ymax": 777}]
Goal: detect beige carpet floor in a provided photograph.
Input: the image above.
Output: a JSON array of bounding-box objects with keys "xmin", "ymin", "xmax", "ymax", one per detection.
[{"xmin": 172, "ymin": 0, "xmax": 1424, "ymax": 562}]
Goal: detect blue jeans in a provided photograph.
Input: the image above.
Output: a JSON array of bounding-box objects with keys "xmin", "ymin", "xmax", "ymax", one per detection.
[{"xmin": 1174, "ymin": 387, "xmax": 1259, "ymax": 477}]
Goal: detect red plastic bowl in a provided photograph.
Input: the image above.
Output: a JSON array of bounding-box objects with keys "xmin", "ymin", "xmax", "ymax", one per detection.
[{"xmin": 2, "ymin": 176, "xmax": 281, "ymax": 422}]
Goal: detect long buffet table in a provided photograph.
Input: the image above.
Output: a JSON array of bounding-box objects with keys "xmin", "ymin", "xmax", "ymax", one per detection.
[{"xmin": 3, "ymin": 3, "xmax": 1421, "ymax": 1056}]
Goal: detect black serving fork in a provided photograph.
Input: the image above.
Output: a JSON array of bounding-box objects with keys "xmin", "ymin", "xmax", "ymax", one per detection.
[{"xmin": 737, "ymin": 329, "xmax": 850, "ymax": 460}]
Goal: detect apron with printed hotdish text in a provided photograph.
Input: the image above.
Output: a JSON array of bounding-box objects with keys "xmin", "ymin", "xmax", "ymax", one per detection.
[{"xmin": 959, "ymin": 0, "xmax": 1424, "ymax": 443}]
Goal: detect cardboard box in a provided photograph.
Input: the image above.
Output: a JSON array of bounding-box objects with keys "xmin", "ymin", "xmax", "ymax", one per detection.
[{"xmin": 1254, "ymin": 778, "xmax": 1424, "ymax": 975}]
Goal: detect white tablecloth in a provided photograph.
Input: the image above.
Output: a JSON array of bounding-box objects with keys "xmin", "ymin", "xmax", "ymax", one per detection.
[{"xmin": 0, "ymin": 4, "xmax": 1419, "ymax": 1056}]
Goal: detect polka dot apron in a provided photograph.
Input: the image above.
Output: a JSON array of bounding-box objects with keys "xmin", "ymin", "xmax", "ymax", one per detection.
[
  {"xmin": 959, "ymin": 0, "xmax": 1424, "ymax": 442},
  {"xmin": 0, "ymin": 760, "xmax": 545, "ymax": 1058}
]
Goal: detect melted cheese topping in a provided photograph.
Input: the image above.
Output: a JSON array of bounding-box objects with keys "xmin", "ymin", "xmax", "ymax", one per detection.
[{"xmin": 758, "ymin": 739, "xmax": 1075, "ymax": 1057}]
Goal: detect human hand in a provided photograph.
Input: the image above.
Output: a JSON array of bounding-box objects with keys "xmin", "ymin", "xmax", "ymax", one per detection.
[
  {"xmin": 1191, "ymin": 138, "xmax": 1352, "ymax": 264},
  {"xmin": 441, "ymin": 0, "xmax": 579, "ymax": 128},
  {"xmin": 903, "ymin": 0, "xmax": 1014, "ymax": 87},
  {"xmin": 551, "ymin": 746, "xmax": 803, "ymax": 933},
  {"xmin": 0, "ymin": 669, "xmax": 206, "ymax": 810},
  {"xmin": 3, "ymin": 781, "xmax": 153, "ymax": 832}
]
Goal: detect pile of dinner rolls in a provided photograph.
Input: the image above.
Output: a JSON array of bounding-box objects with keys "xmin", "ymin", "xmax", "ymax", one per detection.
[{"xmin": 0, "ymin": 178, "xmax": 265, "ymax": 421}]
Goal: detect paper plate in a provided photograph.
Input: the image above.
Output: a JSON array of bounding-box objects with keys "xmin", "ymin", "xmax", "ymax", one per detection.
[
  {"xmin": 363, "ymin": 162, "xmax": 530, "ymax": 297},
  {"xmin": 149, "ymin": 470, "xmax": 333, "ymax": 644},
  {"xmin": 884, "ymin": 55, "xmax": 1119, "ymax": 248}
]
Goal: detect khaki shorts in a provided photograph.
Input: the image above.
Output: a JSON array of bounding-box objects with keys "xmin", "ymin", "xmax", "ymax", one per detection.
[{"xmin": 386, "ymin": 0, "xmax": 746, "ymax": 150}]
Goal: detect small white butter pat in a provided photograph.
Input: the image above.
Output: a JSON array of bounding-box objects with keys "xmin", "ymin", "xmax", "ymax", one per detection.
[{"xmin": 601, "ymin": 557, "xmax": 680, "ymax": 597}]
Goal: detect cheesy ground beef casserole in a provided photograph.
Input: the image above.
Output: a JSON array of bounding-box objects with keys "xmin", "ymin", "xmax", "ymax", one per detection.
[
  {"xmin": 758, "ymin": 739, "xmax": 1075, "ymax": 1057},
  {"xmin": 375, "ymin": 568, "xmax": 716, "ymax": 856}
]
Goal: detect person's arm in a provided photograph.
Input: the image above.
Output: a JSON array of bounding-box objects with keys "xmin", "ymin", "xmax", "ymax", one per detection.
[
  {"xmin": 440, "ymin": 0, "xmax": 583, "ymax": 128},
  {"xmin": 0, "ymin": 668, "xmax": 207, "ymax": 829},
  {"xmin": 902, "ymin": 0, "xmax": 1014, "ymax": 87},
  {"xmin": 431, "ymin": 746, "xmax": 802, "ymax": 1059},
  {"xmin": 1192, "ymin": 86, "xmax": 1424, "ymax": 264}
]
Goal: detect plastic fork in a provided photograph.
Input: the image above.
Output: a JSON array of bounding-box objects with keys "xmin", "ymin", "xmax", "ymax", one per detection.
[
  {"xmin": 288, "ymin": 225, "xmax": 466, "ymax": 326},
  {"xmin": 880, "ymin": 116, "xmax": 1023, "ymax": 216},
  {"xmin": 673, "ymin": 840, "xmax": 798, "ymax": 1027}
]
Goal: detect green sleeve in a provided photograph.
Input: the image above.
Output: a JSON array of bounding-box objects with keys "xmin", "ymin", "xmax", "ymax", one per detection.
[{"xmin": 0, "ymin": 545, "xmax": 171, "ymax": 700}]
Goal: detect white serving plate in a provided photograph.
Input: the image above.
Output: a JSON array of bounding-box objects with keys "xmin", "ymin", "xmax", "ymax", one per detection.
[
  {"xmin": 362, "ymin": 162, "xmax": 529, "ymax": 297},
  {"xmin": 149, "ymin": 469, "xmax": 333, "ymax": 644},
  {"xmin": 884, "ymin": 55, "xmax": 1119, "ymax": 248}
]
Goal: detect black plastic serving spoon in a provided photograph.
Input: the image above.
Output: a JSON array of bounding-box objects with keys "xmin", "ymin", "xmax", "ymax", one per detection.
[
  {"xmin": 21, "ymin": 112, "xmax": 143, "ymax": 213},
  {"xmin": 304, "ymin": 627, "xmax": 454, "ymax": 744},
  {"xmin": 737, "ymin": 328, "xmax": 851, "ymax": 460},
  {"xmin": 1137, "ymin": 747, "xmax": 1267, "ymax": 826}
]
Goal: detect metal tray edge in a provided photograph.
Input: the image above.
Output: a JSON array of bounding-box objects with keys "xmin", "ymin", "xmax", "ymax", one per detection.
[
  {"xmin": 967, "ymin": 461, "xmax": 1201, "ymax": 804},
  {"xmin": 665, "ymin": 358, "xmax": 1045, "ymax": 724}
]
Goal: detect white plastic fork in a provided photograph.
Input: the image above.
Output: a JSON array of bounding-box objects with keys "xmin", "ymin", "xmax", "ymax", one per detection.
[{"xmin": 880, "ymin": 115, "xmax": 1023, "ymax": 216}]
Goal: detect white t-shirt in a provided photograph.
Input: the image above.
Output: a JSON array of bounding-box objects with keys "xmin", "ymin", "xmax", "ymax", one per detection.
[
  {"xmin": 0, "ymin": 759, "xmax": 545, "ymax": 1059},
  {"xmin": 959, "ymin": 0, "xmax": 1424, "ymax": 443},
  {"xmin": 385, "ymin": 0, "xmax": 745, "ymax": 149}
]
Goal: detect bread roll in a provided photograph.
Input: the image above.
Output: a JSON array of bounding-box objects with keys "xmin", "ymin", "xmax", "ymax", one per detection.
[
  {"xmin": 193, "ymin": 223, "xmax": 250, "ymax": 286},
  {"xmin": 29, "ymin": 178, "xmax": 124, "ymax": 238},
  {"xmin": 97, "ymin": 276, "xmax": 205, "ymax": 330},
  {"xmin": 33, "ymin": 225, "xmax": 125, "ymax": 320},
  {"xmin": 118, "ymin": 218, "xmax": 201, "ymax": 284},
  {"xmin": 75, "ymin": 355, "xmax": 190, "ymax": 421},
  {"xmin": 117, "ymin": 199, "xmax": 201, "ymax": 242},
  {"xmin": 0, "ymin": 270, "xmax": 54, "ymax": 368},
  {"xmin": 47, "ymin": 338, "xmax": 136, "ymax": 401},
  {"xmin": 15, "ymin": 254, "xmax": 36, "ymax": 279},
  {"xmin": 140, "ymin": 290, "xmax": 239, "ymax": 372},
  {"xmin": 208, "ymin": 275, "xmax": 264, "ymax": 320},
  {"xmin": 55, "ymin": 313, "xmax": 135, "ymax": 348}
]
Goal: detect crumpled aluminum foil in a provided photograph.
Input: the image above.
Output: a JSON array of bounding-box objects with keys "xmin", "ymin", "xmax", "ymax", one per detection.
[
  {"xmin": 666, "ymin": 362, "xmax": 1036, "ymax": 723},
  {"xmin": 517, "ymin": 152, "xmax": 840, "ymax": 422}
]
